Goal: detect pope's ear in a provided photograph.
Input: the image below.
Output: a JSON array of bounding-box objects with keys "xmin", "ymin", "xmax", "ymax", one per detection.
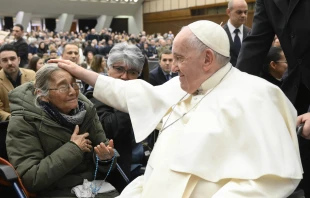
[{"xmin": 202, "ymin": 48, "xmax": 214, "ymax": 72}]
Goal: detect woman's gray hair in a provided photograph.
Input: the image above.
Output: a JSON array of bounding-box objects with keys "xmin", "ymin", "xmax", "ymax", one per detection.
[
  {"xmin": 187, "ymin": 30, "xmax": 231, "ymax": 67},
  {"xmin": 107, "ymin": 42, "xmax": 145, "ymax": 73},
  {"xmin": 34, "ymin": 63, "xmax": 61, "ymax": 107}
]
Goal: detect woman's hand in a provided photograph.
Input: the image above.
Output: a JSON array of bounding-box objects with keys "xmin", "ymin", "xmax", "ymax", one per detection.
[
  {"xmin": 70, "ymin": 125, "xmax": 92, "ymax": 152},
  {"xmin": 94, "ymin": 140, "xmax": 114, "ymax": 161}
]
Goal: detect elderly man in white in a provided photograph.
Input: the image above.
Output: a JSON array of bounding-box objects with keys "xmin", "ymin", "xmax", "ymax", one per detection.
[{"xmin": 50, "ymin": 20, "xmax": 303, "ymax": 198}]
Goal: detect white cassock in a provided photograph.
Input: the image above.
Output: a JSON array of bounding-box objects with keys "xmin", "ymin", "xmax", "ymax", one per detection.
[{"xmin": 93, "ymin": 63, "xmax": 303, "ymax": 198}]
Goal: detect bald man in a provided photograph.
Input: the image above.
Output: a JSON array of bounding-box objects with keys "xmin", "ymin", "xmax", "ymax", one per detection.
[
  {"xmin": 51, "ymin": 20, "xmax": 302, "ymax": 198},
  {"xmin": 223, "ymin": 0, "xmax": 251, "ymax": 66}
]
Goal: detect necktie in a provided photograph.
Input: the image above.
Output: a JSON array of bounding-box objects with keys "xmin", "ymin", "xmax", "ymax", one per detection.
[
  {"xmin": 233, "ymin": 29, "xmax": 241, "ymax": 53},
  {"xmin": 166, "ymin": 74, "xmax": 170, "ymax": 81}
]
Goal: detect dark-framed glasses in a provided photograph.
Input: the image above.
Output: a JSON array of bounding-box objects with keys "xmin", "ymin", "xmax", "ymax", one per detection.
[
  {"xmin": 49, "ymin": 82, "xmax": 82, "ymax": 93},
  {"xmin": 112, "ymin": 66, "xmax": 140, "ymax": 77}
]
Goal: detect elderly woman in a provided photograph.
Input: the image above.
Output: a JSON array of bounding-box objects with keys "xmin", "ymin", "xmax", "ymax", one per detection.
[
  {"xmin": 6, "ymin": 64, "xmax": 119, "ymax": 198},
  {"xmin": 86, "ymin": 42, "xmax": 145, "ymax": 192}
]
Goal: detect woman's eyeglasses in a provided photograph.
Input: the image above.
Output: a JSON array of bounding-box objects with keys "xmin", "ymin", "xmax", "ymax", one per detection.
[
  {"xmin": 112, "ymin": 66, "xmax": 140, "ymax": 78},
  {"xmin": 49, "ymin": 82, "xmax": 82, "ymax": 93}
]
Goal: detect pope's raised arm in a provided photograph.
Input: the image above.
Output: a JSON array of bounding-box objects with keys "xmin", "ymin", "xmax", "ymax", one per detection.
[{"xmin": 49, "ymin": 59, "xmax": 99, "ymax": 87}]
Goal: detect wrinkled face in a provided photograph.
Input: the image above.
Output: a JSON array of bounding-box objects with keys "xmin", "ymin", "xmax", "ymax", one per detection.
[
  {"xmin": 44, "ymin": 70, "xmax": 79, "ymax": 114},
  {"xmin": 36, "ymin": 59, "xmax": 44, "ymax": 71},
  {"xmin": 273, "ymin": 51, "xmax": 288, "ymax": 78},
  {"xmin": 12, "ymin": 26, "xmax": 23, "ymax": 40},
  {"xmin": 0, "ymin": 50, "xmax": 20, "ymax": 75},
  {"xmin": 62, "ymin": 44, "xmax": 79, "ymax": 64},
  {"xmin": 171, "ymin": 28, "xmax": 207, "ymax": 94},
  {"xmin": 227, "ymin": 0, "xmax": 248, "ymax": 28},
  {"xmin": 159, "ymin": 53, "xmax": 173, "ymax": 73},
  {"xmin": 108, "ymin": 62, "xmax": 140, "ymax": 81}
]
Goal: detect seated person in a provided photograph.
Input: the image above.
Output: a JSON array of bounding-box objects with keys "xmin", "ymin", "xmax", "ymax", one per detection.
[
  {"xmin": 86, "ymin": 42, "xmax": 145, "ymax": 192},
  {"xmin": 6, "ymin": 64, "xmax": 118, "ymax": 198},
  {"xmin": 261, "ymin": 46, "xmax": 287, "ymax": 87}
]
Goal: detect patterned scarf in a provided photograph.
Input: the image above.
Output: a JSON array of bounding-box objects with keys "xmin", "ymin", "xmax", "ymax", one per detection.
[{"xmin": 40, "ymin": 100, "xmax": 86, "ymax": 131}]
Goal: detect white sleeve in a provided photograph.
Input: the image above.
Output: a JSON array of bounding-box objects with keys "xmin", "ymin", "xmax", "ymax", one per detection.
[
  {"xmin": 93, "ymin": 75, "xmax": 186, "ymax": 142},
  {"xmin": 93, "ymin": 75, "xmax": 129, "ymax": 113},
  {"xmin": 212, "ymin": 175, "xmax": 300, "ymax": 198}
]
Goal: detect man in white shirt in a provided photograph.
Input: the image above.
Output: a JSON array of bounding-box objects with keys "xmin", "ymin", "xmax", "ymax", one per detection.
[
  {"xmin": 223, "ymin": 0, "xmax": 251, "ymax": 66},
  {"xmin": 51, "ymin": 20, "xmax": 302, "ymax": 197}
]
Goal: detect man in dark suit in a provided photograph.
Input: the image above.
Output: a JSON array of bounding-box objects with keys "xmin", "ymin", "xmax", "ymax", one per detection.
[
  {"xmin": 149, "ymin": 49, "xmax": 178, "ymax": 86},
  {"xmin": 12, "ymin": 24, "xmax": 28, "ymax": 67},
  {"xmin": 223, "ymin": 0, "xmax": 251, "ymax": 66},
  {"xmin": 236, "ymin": 0, "xmax": 310, "ymax": 195}
]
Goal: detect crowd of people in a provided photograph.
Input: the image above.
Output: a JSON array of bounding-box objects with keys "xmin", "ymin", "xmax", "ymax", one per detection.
[
  {"xmin": 0, "ymin": 25, "xmax": 174, "ymax": 70},
  {"xmin": 1, "ymin": 0, "xmax": 310, "ymax": 197}
]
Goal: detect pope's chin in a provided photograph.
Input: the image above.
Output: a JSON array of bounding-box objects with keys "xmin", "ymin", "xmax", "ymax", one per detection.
[{"xmin": 180, "ymin": 80, "xmax": 190, "ymax": 93}]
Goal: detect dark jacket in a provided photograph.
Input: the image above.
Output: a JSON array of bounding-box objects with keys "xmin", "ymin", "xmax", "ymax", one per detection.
[
  {"xmin": 222, "ymin": 24, "xmax": 251, "ymax": 66},
  {"xmin": 86, "ymin": 91, "xmax": 133, "ymax": 193},
  {"xmin": 13, "ymin": 38, "xmax": 28, "ymax": 67},
  {"xmin": 28, "ymin": 44, "xmax": 38, "ymax": 55},
  {"xmin": 236, "ymin": 0, "xmax": 310, "ymax": 105},
  {"xmin": 83, "ymin": 46, "xmax": 98, "ymax": 57},
  {"xmin": 6, "ymin": 82, "xmax": 118, "ymax": 197},
  {"xmin": 149, "ymin": 64, "xmax": 178, "ymax": 86},
  {"xmin": 98, "ymin": 45, "xmax": 114, "ymax": 57},
  {"xmin": 236, "ymin": 0, "xmax": 310, "ymax": 195},
  {"xmin": 261, "ymin": 70, "xmax": 282, "ymax": 87}
]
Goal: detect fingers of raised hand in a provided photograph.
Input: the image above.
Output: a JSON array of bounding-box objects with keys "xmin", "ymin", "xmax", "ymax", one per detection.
[{"xmin": 95, "ymin": 143, "xmax": 113, "ymax": 160}]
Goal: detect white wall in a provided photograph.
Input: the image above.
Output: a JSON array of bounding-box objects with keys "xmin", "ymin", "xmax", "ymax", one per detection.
[
  {"xmin": 115, "ymin": 4, "xmax": 143, "ymax": 35},
  {"xmin": 144, "ymin": 0, "xmax": 228, "ymax": 13},
  {"xmin": 15, "ymin": 11, "xmax": 32, "ymax": 31}
]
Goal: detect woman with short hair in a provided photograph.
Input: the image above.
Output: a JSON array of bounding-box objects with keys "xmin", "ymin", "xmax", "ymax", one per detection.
[{"xmin": 6, "ymin": 64, "xmax": 119, "ymax": 198}]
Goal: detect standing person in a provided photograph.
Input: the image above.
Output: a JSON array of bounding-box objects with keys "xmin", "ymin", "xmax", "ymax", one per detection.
[
  {"xmin": 222, "ymin": 0, "xmax": 251, "ymax": 66},
  {"xmin": 50, "ymin": 20, "xmax": 302, "ymax": 197},
  {"xmin": 236, "ymin": 0, "xmax": 310, "ymax": 195},
  {"xmin": 12, "ymin": 24, "xmax": 28, "ymax": 67}
]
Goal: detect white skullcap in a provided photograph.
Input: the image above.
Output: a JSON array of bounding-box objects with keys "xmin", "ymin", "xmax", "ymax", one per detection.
[{"xmin": 188, "ymin": 20, "xmax": 230, "ymax": 57}]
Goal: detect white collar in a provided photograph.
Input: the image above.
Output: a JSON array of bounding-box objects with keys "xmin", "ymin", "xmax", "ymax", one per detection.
[
  {"xmin": 227, "ymin": 20, "xmax": 243, "ymax": 34},
  {"xmin": 196, "ymin": 63, "xmax": 233, "ymax": 95}
]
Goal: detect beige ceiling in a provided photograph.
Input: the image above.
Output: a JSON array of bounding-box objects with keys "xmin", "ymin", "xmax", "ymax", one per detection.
[{"xmin": 0, "ymin": 0, "xmax": 144, "ymax": 19}]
